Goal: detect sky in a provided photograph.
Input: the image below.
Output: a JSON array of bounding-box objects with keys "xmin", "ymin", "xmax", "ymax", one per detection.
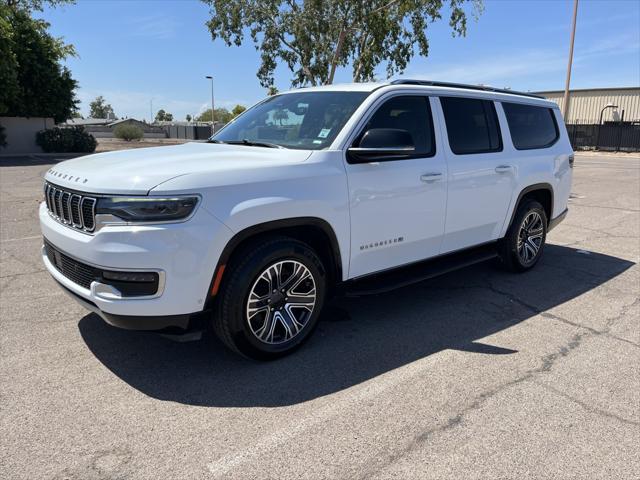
[{"xmin": 39, "ymin": 0, "xmax": 640, "ymax": 121}]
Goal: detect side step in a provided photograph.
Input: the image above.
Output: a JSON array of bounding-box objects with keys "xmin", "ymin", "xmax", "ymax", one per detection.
[{"xmin": 342, "ymin": 242, "xmax": 499, "ymax": 297}]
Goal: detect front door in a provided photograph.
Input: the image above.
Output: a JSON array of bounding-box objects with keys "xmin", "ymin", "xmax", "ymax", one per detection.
[{"xmin": 345, "ymin": 94, "xmax": 448, "ymax": 278}]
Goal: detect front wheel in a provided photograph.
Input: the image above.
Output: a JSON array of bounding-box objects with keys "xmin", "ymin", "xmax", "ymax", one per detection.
[
  {"xmin": 213, "ymin": 237, "xmax": 327, "ymax": 360},
  {"xmin": 499, "ymin": 199, "xmax": 547, "ymax": 272}
]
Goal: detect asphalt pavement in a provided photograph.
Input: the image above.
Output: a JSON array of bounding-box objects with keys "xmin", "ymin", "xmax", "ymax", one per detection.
[{"xmin": 1, "ymin": 152, "xmax": 638, "ymax": 479}]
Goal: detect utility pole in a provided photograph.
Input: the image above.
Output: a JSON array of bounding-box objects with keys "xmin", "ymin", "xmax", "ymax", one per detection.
[
  {"xmin": 562, "ymin": 0, "xmax": 579, "ymax": 120},
  {"xmin": 206, "ymin": 75, "xmax": 215, "ymax": 135},
  {"xmin": 150, "ymin": 99, "xmax": 153, "ymax": 123}
]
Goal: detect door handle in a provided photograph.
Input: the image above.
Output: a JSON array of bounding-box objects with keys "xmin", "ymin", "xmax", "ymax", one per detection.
[
  {"xmin": 420, "ymin": 172, "xmax": 443, "ymax": 183},
  {"xmin": 495, "ymin": 165, "xmax": 514, "ymax": 174}
]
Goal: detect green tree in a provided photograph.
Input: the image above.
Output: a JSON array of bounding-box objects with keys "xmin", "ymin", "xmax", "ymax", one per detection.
[
  {"xmin": 267, "ymin": 86, "xmax": 279, "ymax": 96},
  {"xmin": 186, "ymin": 114, "xmax": 192, "ymax": 122},
  {"xmin": 5, "ymin": 0, "xmax": 76, "ymax": 12},
  {"xmin": 201, "ymin": 0, "xmax": 482, "ymax": 88},
  {"xmin": 155, "ymin": 109, "xmax": 174, "ymax": 122},
  {"xmin": 196, "ymin": 108, "xmax": 233, "ymax": 124},
  {"xmin": 0, "ymin": 5, "xmax": 78, "ymax": 122},
  {"xmin": 89, "ymin": 96, "xmax": 115, "ymax": 119},
  {"xmin": 155, "ymin": 109, "xmax": 166, "ymax": 122},
  {"xmin": 231, "ymin": 104, "xmax": 247, "ymax": 117}
]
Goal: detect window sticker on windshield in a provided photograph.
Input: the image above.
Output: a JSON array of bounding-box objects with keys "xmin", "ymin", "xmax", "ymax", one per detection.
[{"xmin": 318, "ymin": 128, "xmax": 331, "ymax": 138}]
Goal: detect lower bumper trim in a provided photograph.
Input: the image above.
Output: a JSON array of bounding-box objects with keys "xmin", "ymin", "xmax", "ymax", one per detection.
[
  {"xmin": 55, "ymin": 280, "xmax": 206, "ymax": 333},
  {"xmin": 548, "ymin": 208, "xmax": 568, "ymax": 232}
]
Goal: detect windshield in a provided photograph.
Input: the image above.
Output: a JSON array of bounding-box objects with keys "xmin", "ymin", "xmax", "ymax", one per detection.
[{"xmin": 211, "ymin": 91, "xmax": 369, "ymax": 150}]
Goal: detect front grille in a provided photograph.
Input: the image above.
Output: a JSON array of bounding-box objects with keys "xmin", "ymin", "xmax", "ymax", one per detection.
[
  {"xmin": 44, "ymin": 183, "xmax": 97, "ymax": 232},
  {"xmin": 44, "ymin": 240, "xmax": 100, "ymax": 289},
  {"xmin": 44, "ymin": 240, "xmax": 160, "ymax": 296}
]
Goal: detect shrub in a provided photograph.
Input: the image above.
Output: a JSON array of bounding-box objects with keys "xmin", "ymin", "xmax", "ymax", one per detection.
[
  {"xmin": 113, "ymin": 124, "xmax": 143, "ymax": 141},
  {"xmin": 0, "ymin": 124, "xmax": 6, "ymax": 148},
  {"xmin": 35, "ymin": 126, "xmax": 97, "ymax": 153}
]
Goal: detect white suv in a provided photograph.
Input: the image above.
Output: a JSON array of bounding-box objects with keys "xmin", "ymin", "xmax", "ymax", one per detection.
[{"xmin": 40, "ymin": 80, "xmax": 573, "ymax": 359}]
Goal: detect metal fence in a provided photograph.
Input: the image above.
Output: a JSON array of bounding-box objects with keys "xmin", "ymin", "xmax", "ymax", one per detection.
[
  {"xmin": 566, "ymin": 123, "xmax": 640, "ymax": 152},
  {"xmin": 163, "ymin": 125, "xmax": 213, "ymax": 140}
]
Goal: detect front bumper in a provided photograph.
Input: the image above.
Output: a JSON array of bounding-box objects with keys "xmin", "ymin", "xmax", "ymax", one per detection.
[{"xmin": 39, "ymin": 202, "xmax": 233, "ymax": 330}]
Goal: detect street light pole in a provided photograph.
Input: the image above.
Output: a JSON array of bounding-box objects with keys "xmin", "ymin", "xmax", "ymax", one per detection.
[
  {"xmin": 206, "ymin": 75, "xmax": 214, "ymax": 136},
  {"xmin": 562, "ymin": 0, "xmax": 579, "ymax": 120}
]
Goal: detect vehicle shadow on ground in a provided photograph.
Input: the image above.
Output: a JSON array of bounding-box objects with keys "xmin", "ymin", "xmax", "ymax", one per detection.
[{"xmin": 78, "ymin": 244, "xmax": 634, "ymax": 407}]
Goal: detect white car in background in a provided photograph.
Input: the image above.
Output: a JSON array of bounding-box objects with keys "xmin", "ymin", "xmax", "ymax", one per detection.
[{"xmin": 40, "ymin": 80, "xmax": 573, "ymax": 359}]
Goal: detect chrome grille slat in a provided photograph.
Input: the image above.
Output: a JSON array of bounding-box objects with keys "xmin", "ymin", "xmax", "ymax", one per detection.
[
  {"xmin": 54, "ymin": 189, "xmax": 62, "ymax": 218},
  {"xmin": 80, "ymin": 197, "xmax": 96, "ymax": 232},
  {"xmin": 70, "ymin": 194, "xmax": 82, "ymax": 228},
  {"xmin": 43, "ymin": 182, "xmax": 97, "ymax": 233},
  {"xmin": 61, "ymin": 192, "xmax": 71, "ymax": 223}
]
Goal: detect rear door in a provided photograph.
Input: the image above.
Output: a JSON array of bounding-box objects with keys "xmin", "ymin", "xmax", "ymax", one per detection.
[
  {"xmin": 435, "ymin": 96, "xmax": 516, "ymax": 253},
  {"xmin": 344, "ymin": 94, "xmax": 448, "ymax": 278}
]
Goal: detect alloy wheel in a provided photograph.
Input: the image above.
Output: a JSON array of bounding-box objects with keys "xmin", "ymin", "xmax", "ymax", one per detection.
[
  {"xmin": 246, "ymin": 260, "xmax": 317, "ymax": 344},
  {"xmin": 517, "ymin": 211, "xmax": 544, "ymax": 264}
]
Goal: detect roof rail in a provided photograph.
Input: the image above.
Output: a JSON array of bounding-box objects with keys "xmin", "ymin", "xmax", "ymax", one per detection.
[{"xmin": 389, "ymin": 79, "xmax": 545, "ymax": 99}]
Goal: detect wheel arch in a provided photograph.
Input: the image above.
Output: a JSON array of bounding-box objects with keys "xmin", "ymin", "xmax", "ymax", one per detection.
[
  {"xmin": 207, "ymin": 217, "xmax": 344, "ymax": 302},
  {"xmin": 506, "ymin": 183, "xmax": 554, "ymax": 231}
]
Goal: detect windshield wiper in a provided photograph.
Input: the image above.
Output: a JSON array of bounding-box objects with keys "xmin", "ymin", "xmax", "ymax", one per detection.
[{"xmin": 224, "ymin": 139, "xmax": 284, "ymax": 149}]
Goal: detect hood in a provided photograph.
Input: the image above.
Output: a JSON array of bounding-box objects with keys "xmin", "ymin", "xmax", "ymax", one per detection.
[{"xmin": 44, "ymin": 142, "xmax": 313, "ymax": 194}]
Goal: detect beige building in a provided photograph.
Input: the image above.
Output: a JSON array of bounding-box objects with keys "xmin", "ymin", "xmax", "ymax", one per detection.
[{"xmin": 535, "ymin": 87, "xmax": 639, "ymax": 124}]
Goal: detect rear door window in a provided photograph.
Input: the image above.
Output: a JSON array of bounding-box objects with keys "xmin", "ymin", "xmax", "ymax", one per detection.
[
  {"xmin": 502, "ymin": 102, "xmax": 559, "ymax": 150},
  {"xmin": 440, "ymin": 97, "xmax": 502, "ymax": 155}
]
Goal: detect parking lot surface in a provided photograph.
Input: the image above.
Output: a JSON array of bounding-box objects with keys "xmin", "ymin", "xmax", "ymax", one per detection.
[{"xmin": 1, "ymin": 153, "xmax": 639, "ymax": 479}]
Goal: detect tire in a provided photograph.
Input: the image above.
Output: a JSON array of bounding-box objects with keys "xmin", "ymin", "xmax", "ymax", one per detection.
[
  {"xmin": 213, "ymin": 236, "xmax": 327, "ymax": 360},
  {"xmin": 499, "ymin": 199, "xmax": 548, "ymax": 272}
]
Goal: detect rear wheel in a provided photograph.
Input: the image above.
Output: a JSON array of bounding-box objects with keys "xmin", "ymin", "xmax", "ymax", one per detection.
[
  {"xmin": 499, "ymin": 199, "xmax": 547, "ymax": 272},
  {"xmin": 213, "ymin": 237, "xmax": 327, "ymax": 360}
]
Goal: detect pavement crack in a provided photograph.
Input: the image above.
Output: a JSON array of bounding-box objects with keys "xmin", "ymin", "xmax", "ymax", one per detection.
[{"xmin": 534, "ymin": 380, "xmax": 640, "ymax": 427}]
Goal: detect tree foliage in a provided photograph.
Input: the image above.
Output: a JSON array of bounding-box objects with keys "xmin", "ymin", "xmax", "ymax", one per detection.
[
  {"xmin": 4, "ymin": 0, "xmax": 76, "ymax": 12},
  {"xmin": 89, "ymin": 96, "xmax": 115, "ymax": 119},
  {"xmin": 36, "ymin": 126, "xmax": 96, "ymax": 153},
  {"xmin": 202, "ymin": 0, "xmax": 482, "ymax": 88},
  {"xmin": 196, "ymin": 107, "xmax": 234, "ymax": 124},
  {"xmin": 185, "ymin": 114, "xmax": 192, "ymax": 122},
  {"xmin": 113, "ymin": 124, "xmax": 143, "ymax": 141},
  {"xmin": 155, "ymin": 109, "xmax": 173, "ymax": 122},
  {"xmin": 231, "ymin": 104, "xmax": 247, "ymax": 117},
  {"xmin": 0, "ymin": 4, "xmax": 78, "ymax": 122}
]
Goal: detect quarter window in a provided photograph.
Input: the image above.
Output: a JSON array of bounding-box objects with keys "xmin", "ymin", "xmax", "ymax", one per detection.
[
  {"xmin": 502, "ymin": 102, "xmax": 559, "ymax": 150},
  {"xmin": 359, "ymin": 96, "xmax": 435, "ymax": 157},
  {"xmin": 440, "ymin": 97, "xmax": 502, "ymax": 155}
]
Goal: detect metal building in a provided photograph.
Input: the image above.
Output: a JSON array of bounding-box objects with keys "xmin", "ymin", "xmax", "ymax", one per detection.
[{"xmin": 535, "ymin": 87, "xmax": 640, "ymax": 124}]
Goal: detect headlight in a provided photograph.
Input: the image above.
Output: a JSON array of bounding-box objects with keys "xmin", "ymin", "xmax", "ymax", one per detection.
[{"xmin": 95, "ymin": 196, "xmax": 199, "ymax": 222}]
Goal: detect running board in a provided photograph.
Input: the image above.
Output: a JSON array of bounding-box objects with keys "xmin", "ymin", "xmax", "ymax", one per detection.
[{"xmin": 342, "ymin": 242, "xmax": 499, "ymax": 297}]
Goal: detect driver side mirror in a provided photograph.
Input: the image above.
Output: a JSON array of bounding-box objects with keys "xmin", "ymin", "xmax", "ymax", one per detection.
[{"xmin": 347, "ymin": 128, "xmax": 415, "ymax": 163}]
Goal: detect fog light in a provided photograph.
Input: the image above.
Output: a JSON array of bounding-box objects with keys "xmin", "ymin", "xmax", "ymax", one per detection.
[{"xmin": 103, "ymin": 270, "xmax": 157, "ymax": 283}]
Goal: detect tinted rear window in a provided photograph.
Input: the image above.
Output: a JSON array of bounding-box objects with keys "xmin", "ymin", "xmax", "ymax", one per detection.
[
  {"xmin": 440, "ymin": 97, "xmax": 502, "ymax": 155},
  {"xmin": 502, "ymin": 102, "xmax": 559, "ymax": 150}
]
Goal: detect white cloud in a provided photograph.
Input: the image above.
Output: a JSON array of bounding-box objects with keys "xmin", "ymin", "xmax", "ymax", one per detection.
[
  {"xmin": 126, "ymin": 13, "xmax": 181, "ymax": 40},
  {"xmin": 403, "ymin": 30, "xmax": 639, "ymax": 90}
]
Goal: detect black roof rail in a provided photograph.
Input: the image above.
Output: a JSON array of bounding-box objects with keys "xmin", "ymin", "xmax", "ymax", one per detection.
[{"xmin": 389, "ymin": 79, "xmax": 545, "ymax": 99}]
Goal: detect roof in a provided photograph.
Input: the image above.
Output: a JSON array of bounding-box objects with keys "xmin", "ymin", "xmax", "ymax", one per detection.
[
  {"xmin": 63, "ymin": 118, "xmax": 113, "ymax": 126},
  {"xmin": 108, "ymin": 118, "xmax": 145, "ymax": 126},
  {"xmin": 535, "ymin": 86, "xmax": 639, "ymax": 95},
  {"xmin": 284, "ymin": 79, "xmax": 556, "ymax": 106}
]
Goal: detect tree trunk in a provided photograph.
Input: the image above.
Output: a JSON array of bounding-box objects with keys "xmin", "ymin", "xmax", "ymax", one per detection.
[{"xmin": 326, "ymin": 28, "xmax": 347, "ymax": 85}]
